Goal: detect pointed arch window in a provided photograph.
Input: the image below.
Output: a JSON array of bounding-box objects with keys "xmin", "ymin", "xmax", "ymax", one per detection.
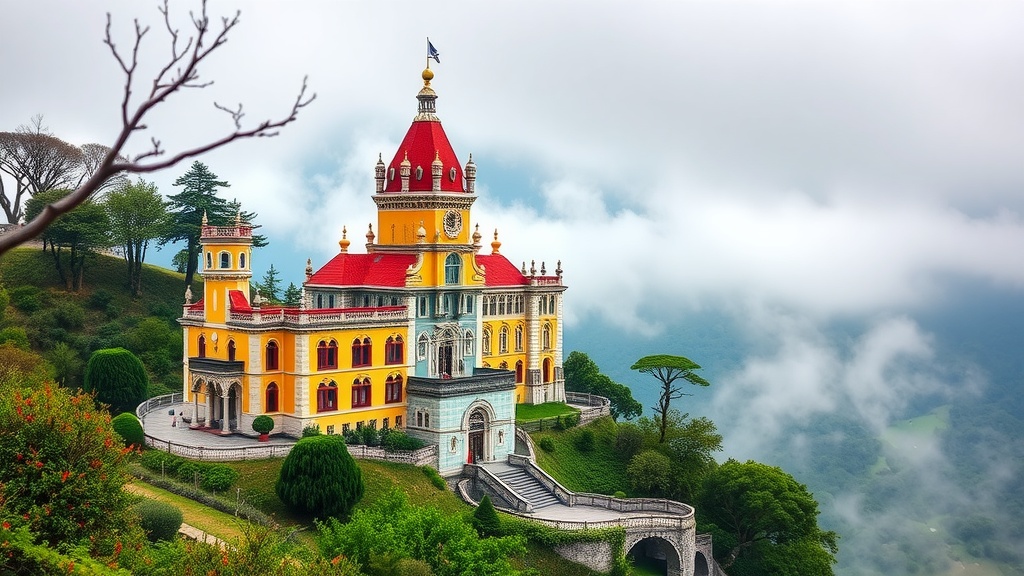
[
  {"xmin": 227, "ymin": 340, "xmax": 236, "ymax": 361},
  {"xmin": 352, "ymin": 337, "xmax": 372, "ymax": 367},
  {"xmin": 265, "ymin": 341, "xmax": 279, "ymax": 371},
  {"xmin": 543, "ymin": 358, "xmax": 553, "ymax": 383},
  {"xmin": 482, "ymin": 328, "xmax": 491, "ymax": 357},
  {"xmin": 239, "ymin": 253, "xmax": 246, "ymax": 269},
  {"xmin": 385, "ymin": 336, "xmax": 404, "ymax": 365},
  {"xmin": 515, "ymin": 325, "xmax": 524, "ymax": 352},
  {"xmin": 206, "ymin": 252, "xmax": 213, "ymax": 270},
  {"xmin": 317, "ymin": 381, "xmax": 338, "ymax": 412},
  {"xmin": 385, "ymin": 374, "xmax": 403, "ymax": 403},
  {"xmin": 542, "ymin": 323, "xmax": 552, "ymax": 350},
  {"xmin": 417, "ymin": 333, "xmax": 429, "ymax": 360},
  {"xmin": 464, "ymin": 330, "xmax": 474, "ymax": 356},
  {"xmin": 317, "ymin": 339, "xmax": 338, "ymax": 370},
  {"xmin": 352, "ymin": 377, "xmax": 371, "ymax": 408},
  {"xmin": 444, "ymin": 253, "xmax": 461, "ymax": 285},
  {"xmin": 499, "ymin": 326, "xmax": 509, "ymax": 354},
  {"xmin": 198, "ymin": 335, "xmax": 207, "ymax": 358},
  {"xmin": 499, "ymin": 361, "xmax": 508, "ymax": 369},
  {"xmin": 515, "ymin": 360, "xmax": 524, "ymax": 383},
  {"xmin": 265, "ymin": 382, "xmax": 279, "ymax": 412}
]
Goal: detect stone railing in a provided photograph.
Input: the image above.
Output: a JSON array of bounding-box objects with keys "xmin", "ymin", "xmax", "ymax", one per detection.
[
  {"xmin": 532, "ymin": 276, "xmax": 562, "ymax": 286},
  {"xmin": 565, "ymin": 392, "xmax": 611, "ymax": 424},
  {"xmin": 137, "ymin": 392, "xmax": 185, "ymax": 421},
  {"xmin": 463, "ymin": 464, "xmax": 532, "ymax": 513},
  {"xmin": 224, "ymin": 306, "xmax": 408, "ymax": 328},
  {"xmin": 182, "ymin": 307, "xmax": 205, "ymax": 320},
  {"xmin": 514, "ymin": 426, "xmax": 536, "ymax": 459},
  {"xmin": 202, "ymin": 225, "xmax": 252, "ymax": 238},
  {"xmin": 344, "ymin": 443, "xmax": 438, "ymax": 467},
  {"xmin": 507, "ymin": 455, "xmax": 573, "ymax": 505},
  {"xmin": 142, "ymin": 435, "xmax": 296, "ymax": 461}
]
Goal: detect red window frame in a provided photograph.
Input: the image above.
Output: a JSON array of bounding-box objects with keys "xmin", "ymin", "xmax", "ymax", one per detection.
[
  {"xmin": 385, "ymin": 374, "xmax": 403, "ymax": 403},
  {"xmin": 265, "ymin": 382, "xmax": 279, "ymax": 412},
  {"xmin": 385, "ymin": 336, "xmax": 404, "ymax": 365},
  {"xmin": 317, "ymin": 340, "xmax": 338, "ymax": 370},
  {"xmin": 266, "ymin": 341, "xmax": 279, "ymax": 370},
  {"xmin": 352, "ymin": 337, "xmax": 372, "ymax": 368},
  {"xmin": 352, "ymin": 378, "xmax": 371, "ymax": 408},
  {"xmin": 317, "ymin": 381, "xmax": 338, "ymax": 412}
]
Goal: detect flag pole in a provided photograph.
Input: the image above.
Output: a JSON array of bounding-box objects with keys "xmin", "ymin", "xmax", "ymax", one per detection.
[{"xmin": 426, "ymin": 37, "xmax": 431, "ymax": 70}]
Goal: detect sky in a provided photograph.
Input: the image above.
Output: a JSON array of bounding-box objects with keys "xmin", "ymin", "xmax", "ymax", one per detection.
[{"xmin": 4, "ymin": 1, "xmax": 1024, "ymax": 572}]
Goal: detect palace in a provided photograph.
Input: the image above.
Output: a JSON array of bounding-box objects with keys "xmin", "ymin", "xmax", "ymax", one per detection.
[{"xmin": 179, "ymin": 66, "xmax": 566, "ymax": 474}]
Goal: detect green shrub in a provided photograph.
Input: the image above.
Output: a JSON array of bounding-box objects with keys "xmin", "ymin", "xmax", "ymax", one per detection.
[
  {"xmin": 359, "ymin": 424, "xmax": 379, "ymax": 446},
  {"xmin": 614, "ymin": 422, "xmax": 644, "ymax": 459},
  {"xmin": 111, "ymin": 412, "xmax": 145, "ymax": 448},
  {"xmin": 51, "ymin": 300, "xmax": 85, "ymax": 330},
  {"xmin": 613, "ymin": 490, "xmax": 627, "ymax": 499},
  {"xmin": 421, "ymin": 466, "xmax": 447, "ymax": 491},
  {"xmin": 472, "ymin": 495, "xmax": 501, "ymax": 537},
  {"xmin": 574, "ymin": 429, "xmax": 596, "ymax": 452},
  {"xmin": 134, "ymin": 499, "xmax": 182, "ymax": 542},
  {"xmin": 9, "ymin": 286, "xmax": 43, "ymax": 313},
  {"xmin": 201, "ymin": 464, "xmax": 239, "ymax": 492},
  {"xmin": 83, "ymin": 347, "xmax": 149, "ymax": 414},
  {"xmin": 276, "ymin": 435, "xmax": 364, "ymax": 518},
  {"xmin": 627, "ymin": 450, "xmax": 672, "ymax": 495},
  {"xmin": 539, "ymin": 437, "xmax": 555, "ymax": 452},
  {"xmin": 176, "ymin": 461, "xmax": 203, "ymax": 485},
  {"xmin": 87, "ymin": 289, "xmax": 115, "ymax": 311},
  {"xmin": 252, "ymin": 415, "xmax": 275, "ymax": 435},
  {"xmin": 0, "ymin": 327, "xmax": 30, "ymax": 349},
  {"xmin": 343, "ymin": 428, "xmax": 360, "ymax": 444},
  {"xmin": 555, "ymin": 413, "xmax": 579, "ymax": 430},
  {"xmin": 302, "ymin": 423, "xmax": 322, "ymax": 437},
  {"xmin": 380, "ymin": 429, "xmax": 425, "ymax": 451}
]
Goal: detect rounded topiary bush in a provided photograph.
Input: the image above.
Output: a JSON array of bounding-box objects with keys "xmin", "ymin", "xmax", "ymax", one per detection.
[
  {"xmin": 252, "ymin": 415, "xmax": 275, "ymax": 435},
  {"xmin": 538, "ymin": 437, "xmax": 555, "ymax": 453},
  {"xmin": 83, "ymin": 347, "xmax": 148, "ymax": 414},
  {"xmin": 135, "ymin": 499, "xmax": 183, "ymax": 542},
  {"xmin": 111, "ymin": 412, "xmax": 145, "ymax": 448},
  {"xmin": 201, "ymin": 464, "xmax": 239, "ymax": 492},
  {"xmin": 276, "ymin": 435, "xmax": 363, "ymax": 518}
]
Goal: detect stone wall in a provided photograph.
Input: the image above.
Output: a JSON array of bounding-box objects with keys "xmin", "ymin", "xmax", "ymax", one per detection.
[{"xmin": 554, "ymin": 540, "xmax": 614, "ymax": 573}]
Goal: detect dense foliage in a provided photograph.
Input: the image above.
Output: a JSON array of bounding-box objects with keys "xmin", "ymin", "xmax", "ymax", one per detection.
[
  {"xmin": 563, "ymin": 351, "xmax": 642, "ymax": 420},
  {"xmin": 134, "ymin": 499, "xmax": 183, "ymax": 542},
  {"xmin": 112, "ymin": 412, "xmax": 146, "ymax": 447},
  {"xmin": 317, "ymin": 489, "xmax": 527, "ymax": 576},
  {"xmin": 472, "ymin": 495, "xmax": 501, "ymax": 537},
  {"xmin": 276, "ymin": 435, "xmax": 364, "ymax": 519},
  {"xmin": 84, "ymin": 347, "xmax": 149, "ymax": 414},
  {"xmin": 630, "ymin": 354, "xmax": 710, "ymax": 443}
]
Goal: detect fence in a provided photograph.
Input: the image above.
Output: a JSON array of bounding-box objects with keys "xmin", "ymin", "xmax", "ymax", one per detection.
[
  {"xmin": 136, "ymin": 392, "xmax": 185, "ymax": 421},
  {"xmin": 142, "ymin": 435, "xmax": 296, "ymax": 461},
  {"xmin": 565, "ymin": 391, "xmax": 611, "ymax": 424}
]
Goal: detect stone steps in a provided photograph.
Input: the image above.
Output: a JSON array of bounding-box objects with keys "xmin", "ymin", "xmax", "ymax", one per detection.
[{"xmin": 495, "ymin": 468, "xmax": 562, "ymax": 509}]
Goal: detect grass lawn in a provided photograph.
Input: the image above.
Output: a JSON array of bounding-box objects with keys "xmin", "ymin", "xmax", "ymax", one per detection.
[
  {"xmin": 516, "ymin": 402, "xmax": 579, "ymax": 422},
  {"xmin": 532, "ymin": 417, "xmax": 632, "ymax": 496},
  {"xmin": 127, "ymin": 480, "xmax": 248, "ymax": 543}
]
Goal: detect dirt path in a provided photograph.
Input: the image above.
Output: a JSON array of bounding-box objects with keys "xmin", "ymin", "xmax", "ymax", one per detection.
[{"xmin": 127, "ymin": 481, "xmax": 240, "ymax": 545}]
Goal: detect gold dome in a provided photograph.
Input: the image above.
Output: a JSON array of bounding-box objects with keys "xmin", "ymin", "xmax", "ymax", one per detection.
[{"xmin": 422, "ymin": 67, "xmax": 434, "ymax": 85}]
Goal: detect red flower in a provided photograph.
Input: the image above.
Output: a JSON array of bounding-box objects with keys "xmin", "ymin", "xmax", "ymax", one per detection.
[
  {"xmin": 34, "ymin": 461, "xmax": 43, "ymax": 469},
  {"xmin": 2, "ymin": 522, "xmax": 10, "ymax": 530},
  {"xmin": 61, "ymin": 471, "xmax": 70, "ymax": 483}
]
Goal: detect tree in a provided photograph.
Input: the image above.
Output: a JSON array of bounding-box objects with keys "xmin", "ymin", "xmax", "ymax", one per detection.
[
  {"xmin": 276, "ymin": 434, "xmax": 364, "ymax": 519},
  {"xmin": 283, "ymin": 282, "xmax": 302, "ymax": 306},
  {"xmin": 105, "ymin": 178, "xmax": 168, "ymax": 296},
  {"xmin": 162, "ymin": 161, "xmax": 231, "ymax": 287},
  {"xmin": 699, "ymin": 459, "xmax": 838, "ymax": 573},
  {"xmin": 24, "ymin": 189, "xmax": 111, "ymax": 291},
  {"xmin": 0, "ymin": 0, "xmax": 314, "ymax": 255},
  {"xmin": 0, "ymin": 382, "xmax": 136, "ymax": 547},
  {"xmin": 627, "ymin": 449, "xmax": 673, "ymax": 495},
  {"xmin": 256, "ymin": 264, "xmax": 282, "ymax": 303},
  {"xmin": 665, "ymin": 414, "xmax": 722, "ymax": 502},
  {"xmin": 45, "ymin": 342, "xmax": 84, "ymax": 389},
  {"xmin": 0, "ymin": 118, "xmax": 83, "ymax": 224},
  {"xmin": 171, "ymin": 248, "xmax": 190, "ymax": 273},
  {"xmin": 564, "ymin": 351, "xmax": 642, "ymax": 420},
  {"xmin": 630, "ymin": 354, "xmax": 710, "ymax": 443},
  {"xmin": 83, "ymin": 347, "xmax": 149, "ymax": 414},
  {"xmin": 472, "ymin": 494, "xmax": 501, "ymax": 537}
]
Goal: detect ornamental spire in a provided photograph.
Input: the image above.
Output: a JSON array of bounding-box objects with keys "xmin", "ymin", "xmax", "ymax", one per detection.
[{"xmin": 415, "ymin": 59, "xmax": 439, "ymax": 121}]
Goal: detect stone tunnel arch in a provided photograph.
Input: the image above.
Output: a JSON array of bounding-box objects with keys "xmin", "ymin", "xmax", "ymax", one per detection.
[
  {"xmin": 693, "ymin": 550, "xmax": 710, "ymax": 576},
  {"xmin": 627, "ymin": 536, "xmax": 683, "ymax": 576}
]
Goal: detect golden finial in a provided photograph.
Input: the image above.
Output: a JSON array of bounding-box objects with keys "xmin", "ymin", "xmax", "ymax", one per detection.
[
  {"xmin": 422, "ymin": 67, "xmax": 434, "ymax": 86},
  {"xmin": 491, "ymin": 229, "xmax": 501, "ymax": 255},
  {"xmin": 339, "ymin": 226, "xmax": 350, "ymax": 253}
]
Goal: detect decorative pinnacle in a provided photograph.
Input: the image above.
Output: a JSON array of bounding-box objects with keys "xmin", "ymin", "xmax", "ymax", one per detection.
[
  {"xmin": 305, "ymin": 258, "xmax": 313, "ymax": 280},
  {"xmin": 339, "ymin": 225, "xmax": 350, "ymax": 253},
  {"xmin": 366, "ymin": 223, "xmax": 375, "ymax": 244},
  {"xmin": 491, "ymin": 229, "xmax": 501, "ymax": 255},
  {"xmin": 202, "ymin": 211, "xmax": 208, "ymax": 226}
]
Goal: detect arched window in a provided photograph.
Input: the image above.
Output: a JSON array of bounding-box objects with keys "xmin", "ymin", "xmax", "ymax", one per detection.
[
  {"xmin": 417, "ymin": 333, "xmax": 429, "ymax": 360},
  {"xmin": 317, "ymin": 340, "xmax": 338, "ymax": 370},
  {"xmin": 515, "ymin": 360, "xmax": 524, "ymax": 383},
  {"xmin": 385, "ymin": 374, "xmax": 403, "ymax": 403},
  {"xmin": 198, "ymin": 335, "xmax": 207, "ymax": 358},
  {"xmin": 317, "ymin": 381, "xmax": 338, "ymax": 412},
  {"xmin": 219, "ymin": 251, "xmax": 231, "ymax": 269},
  {"xmin": 482, "ymin": 328, "xmax": 491, "ymax": 356},
  {"xmin": 515, "ymin": 325, "xmax": 524, "ymax": 352},
  {"xmin": 543, "ymin": 358, "xmax": 552, "ymax": 383},
  {"xmin": 227, "ymin": 339, "xmax": 236, "ymax": 361},
  {"xmin": 539, "ymin": 296, "xmax": 547, "ymax": 315},
  {"xmin": 265, "ymin": 341, "xmax": 279, "ymax": 370},
  {"xmin": 316, "ymin": 294, "xmax": 323, "ymax": 308},
  {"xmin": 205, "ymin": 252, "xmax": 212, "ymax": 270},
  {"xmin": 352, "ymin": 377, "xmax": 371, "ymax": 408},
  {"xmin": 352, "ymin": 337, "xmax": 372, "ymax": 367},
  {"xmin": 542, "ymin": 323, "xmax": 552, "ymax": 350},
  {"xmin": 549, "ymin": 295, "xmax": 556, "ymax": 314},
  {"xmin": 444, "ymin": 253, "xmax": 461, "ymax": 285},
  {"xmin": 239, "ymin": 252, "xmax": 246, "ymax": 269},
  {"xmin": 499, "ymin": 361, "xmax": 508, "ymax": 369},
  {"xmin": 265, "ymin": 382, "xmax": 279, "ymax": 412},
  {"xmin": 499, "ymin": 326, "xmax": 509, "ymax": 354},
  {"xmin": 464, "ymin": 330, "xmax": 474, "ymax": 356},
  {"xmin": 385, "ymin": 336, "xmax": 404, "ymax": 365}
]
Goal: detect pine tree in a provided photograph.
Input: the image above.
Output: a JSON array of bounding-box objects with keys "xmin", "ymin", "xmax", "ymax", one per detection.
[
  {"xmin": 472, "ymin": 494, "xmax": 501, "ymax": 537},
  {"xmin": 161, "ymin": 161, "xmax": 231, "ymax": 288},
  {"xmin": 257, "ymin": 264, "xmax": 282, "ymax": 302},
  {"xmin": 283, "ymin": 282, "xmax": 302, "ymax": 306}
]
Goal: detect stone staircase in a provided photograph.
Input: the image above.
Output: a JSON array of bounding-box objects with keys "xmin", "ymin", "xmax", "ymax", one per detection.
[{"xmin": 491, "ymin": 465, "xmax": 562, "ymax": 510}]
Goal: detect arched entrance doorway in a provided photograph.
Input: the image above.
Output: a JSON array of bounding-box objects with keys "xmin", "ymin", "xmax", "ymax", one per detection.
[
  {"xmin": 694, "ymin": 550, "xmax": 710, "ymax": 576},
  {"xmin": 627, "ymin": 537, "xmax": 682, "ymax": 576},
  {"xmin": 468, "ymin": 408, "xmax": 487, "ymax": 463}
]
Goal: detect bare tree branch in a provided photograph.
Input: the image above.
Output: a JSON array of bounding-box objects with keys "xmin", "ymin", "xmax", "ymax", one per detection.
[{"xmin": 0, "ymin": 0, "xmax": 315, "ymax": 254}]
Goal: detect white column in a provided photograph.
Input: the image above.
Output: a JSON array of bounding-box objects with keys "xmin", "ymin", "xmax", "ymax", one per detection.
[{"xmin": 220, "ymin": 392, "xmax": 229, "ymax": 432}]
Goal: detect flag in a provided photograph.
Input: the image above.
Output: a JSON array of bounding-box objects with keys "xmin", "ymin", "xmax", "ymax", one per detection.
[{"xmin": 428, "ymin": 39, "xmax": 440, "ymax": 63}]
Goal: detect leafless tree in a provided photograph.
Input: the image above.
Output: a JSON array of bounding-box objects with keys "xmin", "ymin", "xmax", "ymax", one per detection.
[
  {"xmin": 0, "ymin": 118, "xmax": 85, "ymax": 223},
  {"xmin": 0, "ymin": 0, "xmax": 314, "ymax": 254}
]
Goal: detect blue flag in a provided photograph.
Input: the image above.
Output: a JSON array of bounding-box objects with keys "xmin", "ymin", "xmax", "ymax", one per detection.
[{"xmin": 428, "ymin": 39, "xmax": 440, "ymax": 63}]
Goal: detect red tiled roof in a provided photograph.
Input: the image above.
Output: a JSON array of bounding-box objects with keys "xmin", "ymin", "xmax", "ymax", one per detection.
[
  {"xmin": 228, "ymin": 290, "xmax": 251, "ymax": 312},
  {"xmin": 476, "ymin": 254, "xmax": 530, "ymax": 287},
  {"xmin": 306, "ymin": 253, "xmax": 418, "ymax": 287},
  {"xmin": 383, "ymin": 121, "xmax": 465, "ymax": 193},
  {"xmin": 187, "ymin": 298, "xmax": 204, "ymax": 311}
]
